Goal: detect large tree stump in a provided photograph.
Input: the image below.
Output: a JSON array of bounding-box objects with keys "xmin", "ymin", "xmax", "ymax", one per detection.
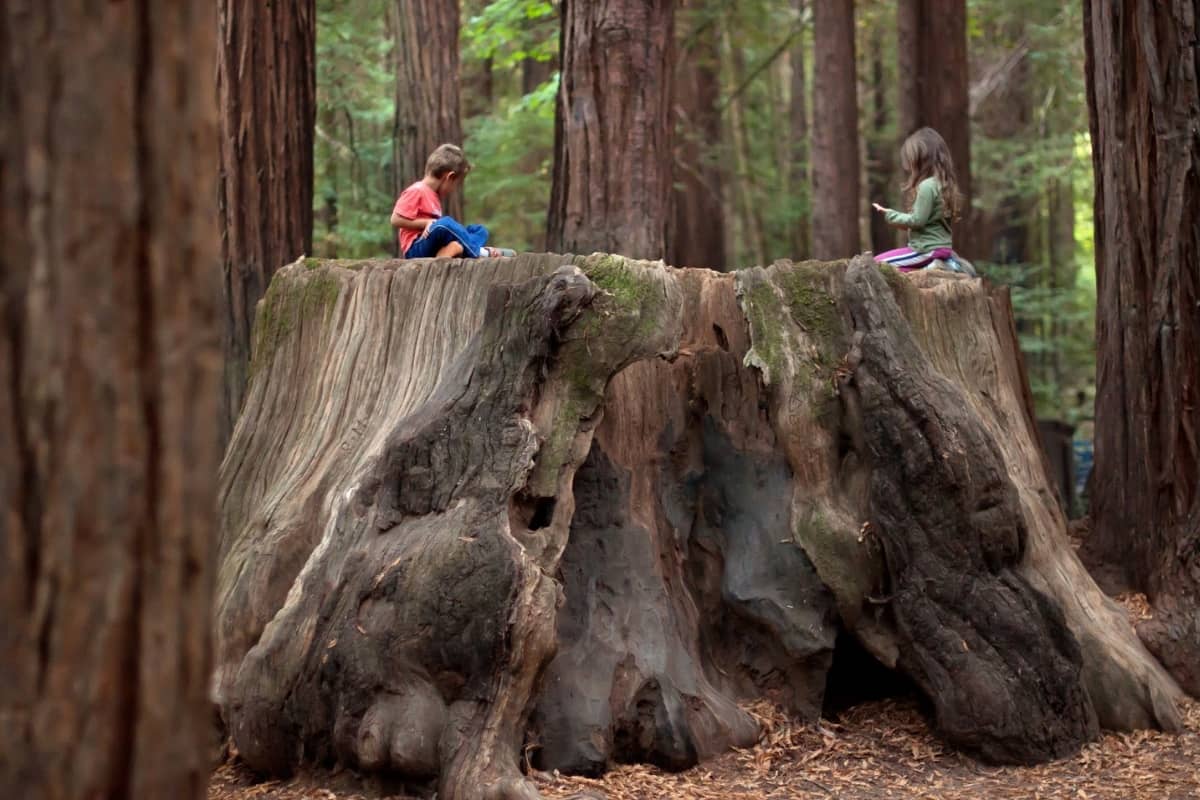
[{"xmin": 216, "ymin": 254, "xmax": 1182, "ymax": 797}]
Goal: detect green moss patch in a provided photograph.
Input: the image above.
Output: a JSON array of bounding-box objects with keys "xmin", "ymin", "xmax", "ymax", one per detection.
[
  {"xmin": 740, "ymin": 280, "xmax": 789, "ymax": 385},
  {"xmin": 249, "ymin": 266, "xmax": 344, "ymax": 378},
  {"xmin": 575, "ymin": 253, "xmax": 666, "ymax": 339},
  {"xmin": 737, "ymin": 262, "xmax": 849, "ymax": 428}
]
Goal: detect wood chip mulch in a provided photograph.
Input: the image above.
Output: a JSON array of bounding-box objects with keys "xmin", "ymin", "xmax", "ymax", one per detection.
[{"xmin": 535, "ymin": 697, "xmax": 1200, "ymax": 800}]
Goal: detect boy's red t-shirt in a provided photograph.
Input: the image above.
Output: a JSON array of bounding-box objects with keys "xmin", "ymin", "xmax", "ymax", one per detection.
[{"xmin": 393, "ymin": 181, "xmax": 443, "ymax": 254}]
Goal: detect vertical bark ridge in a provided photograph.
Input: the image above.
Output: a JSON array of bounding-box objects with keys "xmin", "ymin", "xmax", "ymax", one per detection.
[
  {"xmin": 1083, "ymin": 0, "xmax": 1200, "ymax": 695},
  {"xmin": 218, "ymin": 0, "xmax": 316, "ymax": 443},
  {"xmin": 548, "ymin": 0, "xmax": 675, "ymax": 260},
  {"xmin": 1, "ymin": 2, "xmax": 221, "ymax": 797},
  {"xmin": 811, "ymin": 0, "xmax": 861, "ymax": 259}
]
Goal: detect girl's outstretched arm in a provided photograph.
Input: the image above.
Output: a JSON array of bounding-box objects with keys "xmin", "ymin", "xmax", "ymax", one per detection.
[{"xmin": 884, "ymin": 180, "xmax": 936, "ymax": 228}]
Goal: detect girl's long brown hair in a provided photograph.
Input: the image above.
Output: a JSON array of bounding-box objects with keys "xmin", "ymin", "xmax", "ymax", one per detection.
[{"xmin": 900, "ymin": 127, "xmax": 962, "ymax": 221}]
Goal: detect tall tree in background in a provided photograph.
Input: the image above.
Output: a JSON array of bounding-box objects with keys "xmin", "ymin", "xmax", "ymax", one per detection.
[
  {"xmin": 866, "ymin": 28, "xmax": 895, "ymax": 255},
  {"xmin": 810, "ymin": 0, "xmax": 860, "ymax": 259},
  {"xmin": 523, "ymin": 55, "xmax": 556, "ymax": 95},
  {"xmin": 218, "ymin": 0, "xmax": 316, "ymax": 443},
  {"xmin": 1082, "ymin": 0, "xmax": 1200, "ymax": 695},
  {"xmin": 970, "ymin": 19, "xmax": 1032, "ymax": 266},
  {"xmin": 548, "ymin": 0, "xmax": 675, "ymax": 259},
  {"xmin": 898, "ymin": 0, "xmax": 971, "ymax": 251},
  {"xmin": 669, "ymin": 1, "xmax": 726, "ymax": 268},
  {"xmin": 1, "ymin": 3, "xmax": 220, "ymax": 798},
  {"xmin": 393, "ymin": 0, "xmax": 463, "ymax": 219},
  {"xmin": 789, "ymin": 0, "xmax": 811, "ymax": 257}
]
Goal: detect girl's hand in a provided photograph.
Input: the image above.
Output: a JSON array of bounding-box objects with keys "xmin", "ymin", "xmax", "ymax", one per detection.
[{"xmin": 872, "ymin": 202, "xmax": 887, "ymax": 213}]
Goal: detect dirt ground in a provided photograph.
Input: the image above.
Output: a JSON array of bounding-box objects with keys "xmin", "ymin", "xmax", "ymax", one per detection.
[{"xmin": 210, "ymin": 694, "xmax": 1200, "ymax": 800}]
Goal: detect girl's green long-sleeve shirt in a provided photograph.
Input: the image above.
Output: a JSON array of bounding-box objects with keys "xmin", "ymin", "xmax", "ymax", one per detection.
[{"xmin": 884, "ymin": 176, "xmax": 953, "ymax": 252}]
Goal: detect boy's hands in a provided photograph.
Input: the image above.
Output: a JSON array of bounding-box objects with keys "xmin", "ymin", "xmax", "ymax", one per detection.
[{"xmin": 872, "ymin": 202, "xmax": 888, "ymax": 213}]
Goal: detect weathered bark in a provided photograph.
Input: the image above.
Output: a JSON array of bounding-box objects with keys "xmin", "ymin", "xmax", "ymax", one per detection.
[
  {"xmin": 532, "ymin": 272, "xmax": 831, "ymax": 774},
  {"xmin": 1, "ymin": 3, "xmax": 221, "ymax": 798},
  {"xmin": 216, "ymin": 255, "xmax": 681, "ymax": 799},
  {"xmin": 393, "ymin": 0, "xmax": 463, "ymax": 220},
  {"xmin": 215, "ymin": 253, "xmax": 1181, "ymax": 795},
  {"xmin": 739, "ymin": 259, "xmax": 1181, "ymax": 752},
  {"xmin": 669, "ymin": 2, "xmax": 727, "ymax": 269},
  {"xmin": 548, "ymin": 0, "xmax": 675, "ymax": 259},
  {"xmin": 897, "ymin": 0, "xmax": 972, "ymax": 253},
  {"xmin": 811, "ymin": 0, "xmax": 860, "ymax": 259},
  {"xmin": 1082, "ymin": 0, "xmax": 1200, "ymax": 696},
  {"xmin": 218, "ymin": 0, "xmax": 316, "ymax": 445}
]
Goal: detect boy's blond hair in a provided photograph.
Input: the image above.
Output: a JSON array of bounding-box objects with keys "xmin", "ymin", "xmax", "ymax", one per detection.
[{"xmin": 425, "ymin": 143, "xmax": 471, "ymax": 178}]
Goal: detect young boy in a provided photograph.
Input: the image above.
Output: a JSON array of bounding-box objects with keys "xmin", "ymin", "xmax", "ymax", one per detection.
[{"xmin": 390, "ymin": 143, "xmax": 513, "ymax": 259}]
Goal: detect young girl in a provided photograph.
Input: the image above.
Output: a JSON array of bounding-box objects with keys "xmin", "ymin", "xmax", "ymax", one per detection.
[{"xmin": 872, "ymin": 127, "xmax": 966, "ymax": 272}]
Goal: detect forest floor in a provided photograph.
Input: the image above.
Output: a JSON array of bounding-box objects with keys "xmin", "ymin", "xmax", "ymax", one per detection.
[{"xmin": 209, "ymin": 595, "xmax": 1200, "ymax": 800}]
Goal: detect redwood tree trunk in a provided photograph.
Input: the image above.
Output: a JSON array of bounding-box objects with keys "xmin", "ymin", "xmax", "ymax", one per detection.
[
  {"xmin": 1082, "ymin": 0, "xmax": 1200, "ymax": 695},
  {"xmin": 1, "ymin": 3, "xmax": 221, "ymax": 798},
  {"xmin": 393, "ymin": 0, "xmax": 463, "ymax": 220},
  {"xmin": 897, "ymin": 0, "xmax": 972, "ymax": 253},
  {"xmin": 218, "ymin": 0, "xmax": 315, "ymax": 444},
  {"xmin": 810, "ymin": 0, "xmax": 860, "ymax": 259},
  {"xmin": 548, "ymin": 0, "xmax": 675, "ymax": 260},
  {"xmin": 669, "ymin": 1, "xmax": 726, "ymax": 269}
]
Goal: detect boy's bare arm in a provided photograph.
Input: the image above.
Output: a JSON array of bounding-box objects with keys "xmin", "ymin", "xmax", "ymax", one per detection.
[{"xmin": 390, "ymin": 212, "xmax": 433, "ymax": 231}]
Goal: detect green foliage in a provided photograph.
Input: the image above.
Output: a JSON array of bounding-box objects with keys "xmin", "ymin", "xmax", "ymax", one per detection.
[
  {"xmin": 987, "ymin": 258, "xmax": 1096, "ymax": 425},
  {"xmin": 314, "ymin": 0, "xmax": 396, "ymax": 259},
  {"xmin": 968, "ymin": 2, "xmax": 1096, "ymax": 425},
  {"xmin": 462, "ymin": 76, "xmax": 557, "ymax": 252},
  {"xmin": 456, "ymin": 0, "xmax": 560, "ymax": 251},
  {"xmin": 715, "ymin": 0, "xmax": 809, "ymax": 266},
  {"xmin": 464, "ymin": 0, "xmax": 557, "ymax": 67}
]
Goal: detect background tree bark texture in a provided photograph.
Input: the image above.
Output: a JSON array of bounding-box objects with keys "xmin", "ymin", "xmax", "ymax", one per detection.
[
  {"xmin": 0, "ymin": 3, "xmax": 221, "ymax": 798},
  {"xmin": 215, "ymin": 255, "xmax": 1180, "ymax": 795},
  {"xmin": 897, "ymin": 0, "xmax": 973, "ymax": 254},
  {"xmin": 393, "ymin": 0, "xmax": 463, "ymax": 221},
  {"xmin": 810, "ymin": 0, "xmax": 860, "ymax": 259},
  {"xmin": 218, "ymin": 0, "xmax": 316, "ymax": 446},
  {"xmin": 669, "ymin": 1, "xmax": 727, "ymax": 269},
  {"xmin": 548, "ymin": 0, "xmax": 675, "ymax": 260},
  {"xmin": 1082, "ymin": 0, "xmax": 1200, "ymax": 696}
]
